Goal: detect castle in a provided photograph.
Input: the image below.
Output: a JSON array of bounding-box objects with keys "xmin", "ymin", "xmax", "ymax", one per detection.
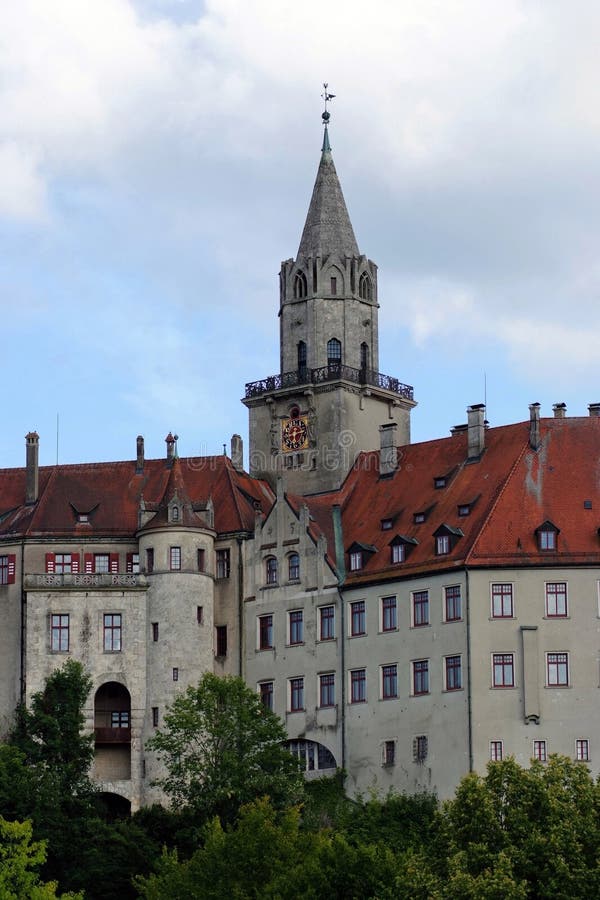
[{"xmin": 2, "ymin": 110, "xmax": 600, "ymax": 813}]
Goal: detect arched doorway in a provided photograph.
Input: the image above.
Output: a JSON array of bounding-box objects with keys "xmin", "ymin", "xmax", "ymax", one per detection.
[{"xmin": 94, "ymin": 682, "xmax": 132, "ymax": 782}]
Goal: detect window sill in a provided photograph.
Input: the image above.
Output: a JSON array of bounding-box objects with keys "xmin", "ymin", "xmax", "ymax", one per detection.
[
  {"xmin": 287, "ymin": 642, "xmax": 305, "ymax": 648},
  {"xmin": 380, "ymin": 628, "xmax": 398, "ymax": 635},
  {"xmin": 256, "ymin": 646, "xmax": 275, "ymax": 653},
  {"xmin": 349, "ymin": 633, "xmax": 367, "ymax": 639}
]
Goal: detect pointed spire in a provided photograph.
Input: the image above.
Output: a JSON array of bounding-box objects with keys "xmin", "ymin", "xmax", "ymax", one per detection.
[{"xmin": 296, "ymin": 86, "xmax": 359, "ymax": 261}]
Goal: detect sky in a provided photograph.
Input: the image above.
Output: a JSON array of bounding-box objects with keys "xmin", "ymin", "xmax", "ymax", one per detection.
[{"xmin": 2, "ymin": 0, "xmax": 600, "ymax": 469}]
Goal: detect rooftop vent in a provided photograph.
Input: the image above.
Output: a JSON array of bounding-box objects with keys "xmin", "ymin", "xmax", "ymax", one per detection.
[{"xmin": 552, "ymin": 402, "xmax": 566, "ymax": 419}]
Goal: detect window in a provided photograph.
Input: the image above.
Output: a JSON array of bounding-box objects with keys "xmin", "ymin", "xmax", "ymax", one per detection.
[
  {"xmin": 95, "ymin": 554, "xmax": 110, "ymax": 574},
  {"xmin": 197, "ymin": 606, "xmax": 203, "ymax": 624},
  {"xmin": 319, "ymin": 605, "xmax": 335, "ymax": 640},
  {"xmin": 546, "ymin": 582, "xmax": 567, "ymax": 617},
  {"xmin": 330, "ymin": 276, "xmax": 337, "ymax": 295},
  {"xmin": 289, "ymin": 610, "xmax": 303, "ymax": 645},
  {"xmin": 349, "ymin": 550, "xmax": 363, "ymax": 571},
  {"xmin": 216, "ymin": 625, "xmax": 228, "ymax": 657},
  {"xmin": 382, "ymin": 664, "xmax": 398, "ymax": 699},
  {"xmin": 360, "ymin": 341, "xmax": 369, "ymax": 372},
  {"xmin": 533, "ymin": 740, "xmax": 547, "ymax": 762},
  {"xmin": 327, "ymin": 337, "xmax": 342, "ymax": 368},
  {"xmin": 458, "ymin": 504, "xmax": 471, "ymax": 517},
  {"xmin": 152, "ymin": 622, "xmax": 159, "ymax": 642},
  {"xmin": 51, "ymin": 614, "xmax": 69, "ymax": 652},
  {"xmin": 436, "ymin": 534, "xmax": 450, "ymax": 555},
  {"xmin": 289, "ymin": 677, "xmax": 304, "ymax": 712},
  {"xmin": 288, "ymin": 553, "xmax": 300, "ymax": 581},
  {"xmin": 152, "ymin": 707, "xmax": 159, "ymax": 727},
  {"xmin": 103, "ymin": 614, "xmax": 122, "ymax": 652},
  {"xmin": 381, "ymin": 596, "xmax": 397, "ymax": 632},
  {"xmin": 413, "ymin": 512, "xmax": 426, "ymax": 524},
  {"xmin": 297, "ymin": 341, "xmax": 307, "ymax": 376},
  {"xmin": 319, "ymin": 673, "xmax": 335, "ymax": 708},
  {"xmin": 576, "ymin": 739, "xmax": 590, "ymax": 761},
  {"xmin": 170, "ymin": 546, "xmax": 181, "ymax": 571},
  {"xmin": 146, "ymin": 548, "xmax": 154, "ymax": 574},
  {"xmin": 413, "ymin": 660, "xmax": 429, "ymax": 695},
  {"xmin": 288, "ymin": 739, "xmax": 336, "ymax": 772},
  {"xmin": 259, "ymin": 681, "xmax": 274, "ymax": 710},
  {"xmin": 294, "ymin": 270, "xmax": 307, "ymax": 299},
  {"xmin": 258, "ymin": 614, "xmax": 273, "ymax": 650},
  {"xmin": 538, "ymin": 528, "xmax": 557, "ymax": 551},
  {"xmin": 434, "ymin": 476, "xmax": 447, "ymax": 489},
  {"xmin": 350, "ymin": 600, "xmax": 366, "ymax": 636},
  {"xmin": 445, "ymin": 585, "xmax": 462, "ymax": 621},
  {"xmin": 350, "ymin": 669, "xmax": 366, "ymax": 703},
  {"xmin": 445, "ymin": 655, "xmax": 462, "ymax": 691},
  {"xmin": 55, "ymin": 554, "xmax": 73, "ymax": 574},
  {"xmin": 126, "ymin": 553, "xmax": 140, "ymax": 574},
  {"xmin": 216, "ymin": 549, "xmax": 230, "ymax": 579},
  {"xmin": 381, "ymin": 518, "xmax": 393, "ymax": 531},
  {"xmin": 171, "ymin": 505, "xmax": 179, "ymax": 522},
  {"xmin": 492, "ymin": 653, "xmax": 515, "ymax": 687},
  {"xmin": 391, "ymin": 543, "xmax": 405, "ymax": 564},
  {"xmin": 197, "ymin": 548, "xmax": 206, "ymax": 572},
  {"xmin": 490, "ymin": 741, "xmax": 503, "ymax": 761},
  {"xmin": 412, "ymin": 591, "xmax": 429, "ymax": 627},
  {"xmin": 172, "ymin": 667, "xmax": 179, "ymax": 681},
  {"xmin": 111, "ymin": 711, "xmax": 129, "ymax": 728},
  {"xmin": 383, "ymin": 739, "xmax": 395, "ymax": 766},
  {"xmin": 359, "ymin": 270, "xmax": 372, "ymax": 300},
  {"xmin": 414, "ymin": 735, "xmax": 428, "ymax": 762},
  {"xmin": 547, "ymin": 652, "xmax": 569, "ymax": 686},
  {"xmin": 492, "ymin": 583, "xmax": 513, "ymax": 618},
  {"xmin": 266, "ymin": 556, "xmax": 278, "ymax": 585}
]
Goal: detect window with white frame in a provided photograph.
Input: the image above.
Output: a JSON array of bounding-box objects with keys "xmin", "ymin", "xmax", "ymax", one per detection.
[
  {"xmin": 381, "ymin": 664, "xmax": 398, "ymax": 699},
  {"xmin": 412, "ymin": 590, "xmax": 429, "ymax": 627},
  {"xmin": 319, "ymin": 605, "xmax": 335, "ymax": 640},
  {"xmin": 350, "ymin": 668, "xmax": 366, "ymax": 703},
  {"xmin": 490, "ymin": 740, "xmax": 503, "ymax": 761},
  {"xmin": 289, "ymin": 610, "xmax": 303, "ymax": 645},
  {"xmin": 436, "ymin": 534, "xmax": 450, "ymax": 555},
  {"xmin": 95, "ymin": 554, "xmax": 110, "ymax": 574},
  {"xmin": 350, "ymin": 600, "xmax": 366, "ymax": 636},
  {"xmin": 445, "ymin": 585, "xmax": 462, "ymax": 621},
  {"xmin": 319, "ymin": 673, "xmax": 335, "ymax": 708},
  {"xmin": 533, "ymin": 740, "xmax": 547, "ymax": 762},
  {"xmin": 491, "ymin": 583, "xmax": 513, "ymax": 618},
  {"xmin": 445, "ymin": 655, "xmax": 462, "ymax": 691},
  {"xmin": 412, "ymin": 659, "xmax": 429, "ymax": 695},
  {"xmin": 169, "ymin": 546, "xmax": 181, "ymax": 571},
  {"xmin": 545, "ymin": 582, "xmax": 567, "ymax": 617},
  {"xmin": 381, "ymin": 595, "xmax": 397, "ymax": 632},
  {"xmin": 289, "ymin": 677, "xmax": 304, "ymax": 712},
  {"xmin": 492, "ymin": 653, "xmax": 514, "ymax": 687},
  {"xmin": 547, "ymin": 652, "xmax": 569, "ymax": 686},
  {"xmin": 349, "ymin": 550, "xmax": 363, "ymax": 571},
  {"xmin": 103, "ymin": 613, "xmax": 122, "ymax": 652},
  {"xmin": 54, "ymin": 554, "xmax": 74, "ymax": 574},
  {"xmin": 576, "ymin": 739, "xmax": 590, "ymax": 761}
]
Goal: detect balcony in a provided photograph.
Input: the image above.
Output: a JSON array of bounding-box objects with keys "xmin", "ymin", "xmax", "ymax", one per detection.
[
  {"xmin": 25, "ymin": 573, "xmax": 147, "ymax": 590},
  {"xmin": 94, "ymin": 727, "xmax": 131, "ymax": 745},
  {"xmin": 245, "ymin": 365, "xmax": 414, "ymax": 401}
]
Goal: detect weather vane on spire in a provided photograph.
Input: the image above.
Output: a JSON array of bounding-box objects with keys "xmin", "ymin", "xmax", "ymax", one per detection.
[{"xmin": 321, "ymin": 82, "xmax": 335, "ymax": 125}]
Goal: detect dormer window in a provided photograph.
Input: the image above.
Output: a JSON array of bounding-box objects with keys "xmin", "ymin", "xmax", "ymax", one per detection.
[
  {"xmin": 347, "ymin": 541, "xmax": 377, "ymax": 573},
  {"xmin": 349, "ymin": 551, "xmax": 363, "ymax": 571},
  {"xmin": 414, "ymin": 512, "xmax": 426, "ymax": 525},
  {"xmin": 458, "ymin": 504, "xmax": 471, "ymax": 517},
  {"xmin": 434, "ymin": 476, "xmax": 446, "ymax": 489},
  {"xmin": 390, "ymin": 534, "xmax": 418, "ymax": 565},
  {"xmin": 433, "ymin": 524, "xmax": 464, "ymax": 556},
  {"xmin": 536, "ymin": 521, "xmax": 559, "ymax": 551},
  {"xmin": 381, "ymin": 518, "xmax": 393, "ymax": 531},
  {"xmin": 78, "ymin": 514, "xmax": 89, "ymax": 524},
  {"xmin": 171, "ymin": 506, "xmax": 179, "ymax": 522}
]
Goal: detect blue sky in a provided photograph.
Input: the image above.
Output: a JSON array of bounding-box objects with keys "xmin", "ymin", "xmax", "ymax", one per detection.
[{"xmin": 2, "ymin": 0, "xmax": 600, "ymax": 469}]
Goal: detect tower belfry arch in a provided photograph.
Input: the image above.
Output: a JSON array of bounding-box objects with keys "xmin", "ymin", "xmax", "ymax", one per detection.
[{"xmin": 243, "ymin": 88, "xmax": 416, "ymax": 494}]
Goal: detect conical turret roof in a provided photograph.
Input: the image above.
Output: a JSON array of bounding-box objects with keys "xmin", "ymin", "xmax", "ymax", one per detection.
[{"xmin": 296, "ymin": 127, "xmax": 360, "ymax": 261}]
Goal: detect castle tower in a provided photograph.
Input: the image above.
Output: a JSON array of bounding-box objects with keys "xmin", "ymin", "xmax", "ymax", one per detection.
[{"xmin": 243, "ymin": 95, "xmax": 416, "ymax": 494}]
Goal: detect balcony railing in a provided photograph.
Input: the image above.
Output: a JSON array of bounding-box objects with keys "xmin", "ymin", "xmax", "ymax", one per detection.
[
  {"xmin": 245, "ymin": 365, "xmax": 414, "ymax": 401},
  {"xmin": 25, "ymin": 573, "xmax": 146, "ymax": 589},
  {"xmin": 95, "ymin": 727, "xmax": 131, "ymax": 745}
]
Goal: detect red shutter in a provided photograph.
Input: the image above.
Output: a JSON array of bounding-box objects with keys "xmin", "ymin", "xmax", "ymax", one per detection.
[
  {"xmin": 7, "ymin": 554, "xmax": 16, "ymax": 584},
  {"xmin": 84, "ymin": 553, "xmax": 94, "ymax": 573},
  {"xmin": 109, "ymin": 553, "xmax": 119, "ymax": 574},
  {"xmin": 45, "ymin": 553, "xmax": 55, "ymax": 573},
  {"xmin": 71, "ymin": 553, "xmax": 80, "ymax": 574},
  {"xmin": 126, "ymin": 553, "xmax": 133, "ymax": 573}
]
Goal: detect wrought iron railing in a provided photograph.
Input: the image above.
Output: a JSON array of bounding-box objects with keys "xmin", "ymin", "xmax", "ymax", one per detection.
[{"xmin": 245, "ymin": 365, "xmax": 414, "ymax": 400}]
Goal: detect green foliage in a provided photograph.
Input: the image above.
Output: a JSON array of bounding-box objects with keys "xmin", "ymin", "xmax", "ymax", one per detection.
[
  {"xmin": 0, "ymin": 816, "xmax": 82, "ymax": 899},
  {"xmin": 146, "ymin": 673, "xmax": 304, "ymax": 822}
]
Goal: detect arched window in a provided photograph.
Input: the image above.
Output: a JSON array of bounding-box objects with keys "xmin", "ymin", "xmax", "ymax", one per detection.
[
  {"xmin": 297, "ymin": 341, "xmax": 307, "ymax": 378},
  {"xmin": 266, "ymin": 556, "xmax": 278, "ymax": 585},
  {"xmin": 288, "ymin": 552, "xmax": 300, "ymax": 581},
  {"xmin": 359, "ymin": 271, "xmax": 372, "ymax": 300},
  {"xmin": 327, "ymin": 338, "xmax": 342, "ymax": 369},
  {"xmin": 293, "ymin": 270, "xmax": 308, "ymax": 299},
  {"xmin": 360, "ymin": 342, "xmax": 369, "ymax": 372}
]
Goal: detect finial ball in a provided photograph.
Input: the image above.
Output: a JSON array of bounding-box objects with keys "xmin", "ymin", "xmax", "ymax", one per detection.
[{"xmin": 322, "ymin": 111, "xmax": 330, "ymax": 123}]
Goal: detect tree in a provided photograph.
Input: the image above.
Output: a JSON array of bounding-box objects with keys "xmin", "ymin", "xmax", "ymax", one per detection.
[
  {"xmin": 146, "ymin": 673, "xmax": 304, "ymax": 822},
  {"xmin": 0, "ymin": 816, "xmax": 82, "ymax": 899}
]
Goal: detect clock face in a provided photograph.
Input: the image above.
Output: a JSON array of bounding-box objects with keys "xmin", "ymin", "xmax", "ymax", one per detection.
[{"xmin": 282, "ymin": 417, "xmax": 309, "ymax": 452}]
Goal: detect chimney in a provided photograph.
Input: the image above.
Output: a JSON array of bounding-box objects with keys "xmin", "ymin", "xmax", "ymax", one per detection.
[
  {"xmin": 136, "ymin": 435, "xmax": 144, "ymax": 473},
  {"xmin": 230, "ymin": 434, "xmax": 243, "ymax": 471},
  {"xmin": 379, "ymin": 423, "xmax": 398, "ymax": 476},
  {"xmin": 25, "ymin": 431, "xmax": 39, "ymax": 504},
  {"xmin": 467, "ymin": 404, "xmax": 485, "ymax": 459},
  {"xmin": 589, "ymin": 403, "xmax": 600, "ymax": 417},
  {"xmin": 165, "ymin": 432, "xmax": 175, "ymax": 465},
  {"xmin": 529, "ymin": 403, "xmax": 541, "ymax": 450},
  {"xmin": 552, "ymin": 402, "xmax": 566, "ymax": 419},
  {"xmin": 450, "ymin": 423, "xmax": 468, "ymax": 436}
]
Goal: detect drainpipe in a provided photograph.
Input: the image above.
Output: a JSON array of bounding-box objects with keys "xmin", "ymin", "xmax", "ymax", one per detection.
[
  {"xmin": 20, "ymin": 539, "xmax": 26, "ymax": 703},
  {"xmin": 237, "ymin": 536, "xmax": 245, "ymax": 678},
  {"xmin": 331, "ymin": 505, "xmax": 346, "ymax": 779},
  {"xmin": 465, "ymin": 566, "xmax": 473, "ymax": 773}
]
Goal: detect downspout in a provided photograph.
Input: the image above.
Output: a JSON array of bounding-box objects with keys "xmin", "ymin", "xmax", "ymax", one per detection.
[
  {"xmin": 237, "ymin": 536, "xmax": 245, "ymax": 678},
  {"xmin": 465, "ymin": 566, "xmax": 473, "ymax": 772},
  {"xmin": 331, "ymin": 505, "xmax": 346, "ymax": 779},
  {"xmin": 20, "ymin": 539, "xmax": 26, "ymax": 703}
]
